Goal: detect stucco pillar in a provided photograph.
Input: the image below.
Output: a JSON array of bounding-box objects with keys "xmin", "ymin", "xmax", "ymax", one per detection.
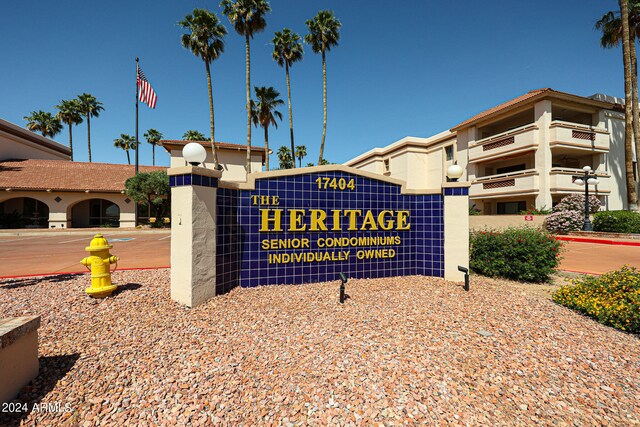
[
  {"xmin": 442, "ymin": 182, "xmax": 470, "ymax": 281},
  {"xmin": 168, "ymin": 166, "xmax": 222, "ymax": 307},
  {"xmin": 534, "ymin": 100, "xmax": 553, "ymax": 209}
]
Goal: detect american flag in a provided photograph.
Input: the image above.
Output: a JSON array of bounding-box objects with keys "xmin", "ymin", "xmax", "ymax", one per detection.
[{"xmin": 137, "ymin": 64, "xmax": 157, "ymax": 109}]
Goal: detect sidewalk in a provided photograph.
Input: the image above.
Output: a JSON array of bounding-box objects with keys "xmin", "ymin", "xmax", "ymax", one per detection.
[{"xmin": 557, "ymin": 234, "xmax": 640, "ymax": 275}]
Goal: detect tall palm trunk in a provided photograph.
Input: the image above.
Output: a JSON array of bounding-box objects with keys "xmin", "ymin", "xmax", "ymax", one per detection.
[
  {"xmin": 632, "ymin": 40, "xmax": 640, "ymax": 184},
  {"xmin": 264, "ymin": 126, "xmax": 270, "ymax": 171},
  {"xmin": 87, "ymin": 115, "xmax": 92, "ymax": 162},
  {"xmin": 621, "ymin": 0, "xmax": 639, "ymax": 210},
  {"xmin": 152, "ymin": 145, "xmax": 155, "ymax": 166},
  {"xmin": 67, "ymin": 122, "xmax": 74, "ymax": 161},
  {"xmin": 126, "ymin": 150, "xmax": 131, "ymax": 165},
  {"xmin": 318, "ymin": 46, "xmax": 327, "ymax": 165},
  {"xmin": 245, "ymin": 33, "xmax": 252, "ymax": 174},
  {"xmin": 286, "ymin": 62, "xmax": 295, "ymax": 168},
  {"xmin": 205, "ymin": 61, "xmax": 219, "ymax": 167}
]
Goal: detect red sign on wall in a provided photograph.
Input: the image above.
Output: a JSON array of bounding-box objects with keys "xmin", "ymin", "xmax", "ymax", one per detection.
[{"xmin": 524, "ymin": 215, "xmax": 534, "ymax": 221}]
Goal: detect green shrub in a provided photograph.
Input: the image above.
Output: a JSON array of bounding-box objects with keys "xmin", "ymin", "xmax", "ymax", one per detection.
[
  {"xmin": 519, "ymin": 205, "xmax": 551, "ymax": 215},
  {"xmin": 470, "ymin": 227, "xmax": 562, "ymax": 282},
  {"xmin": 593, "ymin": 210, "xmax": 640, "ymax": 234},
  {"xmin": 553, "ymin": 266, "xmax": 640, "ymax": 333}
]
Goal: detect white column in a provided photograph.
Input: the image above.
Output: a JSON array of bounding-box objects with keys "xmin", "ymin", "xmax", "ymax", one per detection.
[
  {"xmin": 168, "ymin": 166, "xmax": 222, "ymax": 307},
  {"xmin": 442, "ymin": 182, "xmax": 470, "ymax": 281},
  {"xmin": 534, "ymin": 100, "xmax": 553, "ymax": 209}
]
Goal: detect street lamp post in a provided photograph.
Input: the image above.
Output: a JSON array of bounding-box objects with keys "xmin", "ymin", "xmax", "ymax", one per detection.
[{"xmin": 573, "ymin": 166, "xmax": 599, "ymax": 231}]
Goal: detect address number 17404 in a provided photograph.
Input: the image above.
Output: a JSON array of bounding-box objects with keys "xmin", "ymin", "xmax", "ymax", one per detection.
[{"xmin": 315, "ymin": 177, "xmax": 356, "ymax": 191}]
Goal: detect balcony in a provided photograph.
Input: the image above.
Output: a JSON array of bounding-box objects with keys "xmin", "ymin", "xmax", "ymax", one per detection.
[
  {"xmin": 549, "ymin": 167, "xmax": 611, "ymax": 195},
  {"xmin": 468, "ymin": 124, "xmax": 538, "ymax": 164},
  {"xmin": 470, "ymin": 169, "xmax": 539, "ymax": 199},
  {"xmin": 549, "ymin": 121, "xmax": 610, "ymax": 152}
]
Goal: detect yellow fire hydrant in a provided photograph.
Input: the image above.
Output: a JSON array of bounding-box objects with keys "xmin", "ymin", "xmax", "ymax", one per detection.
[{"xmin": 80, "ymin": 234, "xmax": 119, "ymax": 298}]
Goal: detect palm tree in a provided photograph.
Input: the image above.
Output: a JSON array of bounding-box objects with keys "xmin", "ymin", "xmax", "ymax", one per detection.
[
  {"xmin": 113, "ymin": 134, "xmax": 138, "ymax": 165},
  {"xmin": 596, "ymin": 2, "xmax": 640, "ymax": 186},
  {"xmin": 273, "ymin": 28, "xmax": 304, "ymax": 167},
  {"xmin": 277, "ymin": 145, "xmax": 294, "ymax": 169},
  {"xmin": 305, "ymin": 10, "xmax": 341, "ymax": 165},
  {"xmin": 23, "ymin": 110, "xmax": 63, "ymax": 138},
  {"xmin": 183, "ymin": 130, "xmax": 206, "ymax": 141},
  {"xmin": 250, "ymin": 86, "xmax": 283, "ymax": 171},
  {"xmin": 620, "ymin": 0, "xmax": 639, "ymax": 210},
  {"xmin": 179, "ymin": 8, "xmax": 227, "ymax": 168},
  {"xmin": 144, "ymin": 129, "xmax": 163, "ymax": 166},
  {"xmin": 220, "ymin": 0, "xmax": 271, "ymax": 173},
  {"xmin": 295, "ymin": 145, "xmax": 307, "ymax": 167},
  {"xmin": 77, "ymin": 93, "xmax": 104, "ymax": 163},
  {"xmin": 55, "ymin": 99, "xmax": 83, "ymax": 161}
]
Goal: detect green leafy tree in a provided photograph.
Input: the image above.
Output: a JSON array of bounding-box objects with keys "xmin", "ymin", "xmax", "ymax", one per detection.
[
  {"xmin": 124, "ymin": 170, "xmax": 170, "ymax": 221},
  {"xmin": 55, "ymin": 99, "xmax": 83, "ymax": 160},
  {"xmin": 273, "ymin": 28, "xmax": 304, "ymax": 166},
  {"xmin": 250, "ymin": 86, "xmax": 283, "ymax": 171},
  {"xmin": 144, "ymin": 128, "xmax": 163, "ymax": 166},
  {"xmin": 23, "ymin": 110, "xmax": 63, "ymax": 138},
  {"xmin": 305, "ymin": 10, "xmax": 341, "ymax": 165},
  {"xmin": 179, "ymin": 8, "xmax": 227, "ymax": 167},
  {"xmin": 113, "ymin": 133, "xmax": 138, "ymax": 165},
  {"xmin": 277, "ymin": 145, "xmax": 294, "ymax": 169},
  {"xmin": 220, "ymin": 0, "xmax": 271, "ymax": 173},
  {"xmin": 77, "ymin": 93, "xmax": 104, "ymax": 163},
  {"xmin": 295, "ymin": 145, "xmax": 307, "ymax": 167},
  {"xmin": 183, "ymin": 130, "xmax": 206, "ymax": 141}
]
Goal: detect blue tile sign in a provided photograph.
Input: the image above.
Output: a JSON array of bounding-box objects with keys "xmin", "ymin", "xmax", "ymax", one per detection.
[{"xmin": 216, "ymin": 170, "xmax": 445, "ymax": 290}]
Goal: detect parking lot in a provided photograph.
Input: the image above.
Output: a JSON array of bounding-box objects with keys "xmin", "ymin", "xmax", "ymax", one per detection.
[{"xmin": 0, "ymin": 230, "xmax": 170, "ymax": 277}]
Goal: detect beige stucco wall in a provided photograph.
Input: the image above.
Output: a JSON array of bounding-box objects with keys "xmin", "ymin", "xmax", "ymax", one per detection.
[
  {"xmin": 469, "ymin": 214, "xmax": 546, "ymax": 231},
  {"xmin": 0, "ymin": 190, "xmax": 135, "ymax": 228},
  {"xmin": 170, "ymin": 148, "xmax": 263, "ymax": 182},
  {"xmin": 443, "ymin": 183, "xmax": 470, "ymax": 282},
  {"xmin": 0, "ymin": 127, "xmax": 69, "ymax": 161},
  {"xmin": 0, "ymin": 317, "xmax": 40, "ymax": 404}
]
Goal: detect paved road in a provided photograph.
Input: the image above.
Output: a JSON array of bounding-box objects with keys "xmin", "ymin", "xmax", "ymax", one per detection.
[
  {"xmin": 0, "ymin": 231, "xmax": 170, "ymax": 277},
  {"xmin": 0, "ymin": 230, "xmax": 638, "ymax": 277}
]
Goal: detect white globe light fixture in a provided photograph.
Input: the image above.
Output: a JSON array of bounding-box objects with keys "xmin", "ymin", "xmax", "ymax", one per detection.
[
  {"xmin": 446, "ymin": 164, "xmax": 464, "ymax": 182},
  {"xmin": 582, "ymin": 165, "xmax": 591, "ymax": 172},
  {"xmin": 587, "ymin": 177, "xmax": 599, "ymax": 185},
  {"xmin": 574, "ymin": 178, "xmax": 584, "ymax": 185},
  {"xmin": 183, "ymin": 142, "xmax": 207, "ymax": 166}
]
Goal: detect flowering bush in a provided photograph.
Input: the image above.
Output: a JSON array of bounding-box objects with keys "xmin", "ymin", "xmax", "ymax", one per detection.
[
  {"xmin": 553, "ymin": 193, "xmax": 601, "ymax": 214},
  {"xmin": 544, "ymin": 194, "xmax": 601, "ymax": 234},
  {"xmin": 553, "ymin": 266, "xmax": 640, "ymax": 333},
  {"xmin": 593, "ymin": 210, "xmax": 640, "ymax": 234},
  {"xmin": 544, "ymin": 210, "xmax": 584, "ymax": 234},
  {"xmin": 470, "ymin": 227, "xmax": 562, "ymax": 282}
]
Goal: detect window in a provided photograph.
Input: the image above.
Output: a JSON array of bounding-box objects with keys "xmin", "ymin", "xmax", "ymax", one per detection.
[
  {"xmin": 497, "ymin": 201, "xmax": 526, "ymax": 215},
  {"xmin": 445, "ymin": 145, "xmax": 454, "ymax": 161},
  {"xmin": 496, "ymin": 164, "xmax": 526, "ymax": 174}
]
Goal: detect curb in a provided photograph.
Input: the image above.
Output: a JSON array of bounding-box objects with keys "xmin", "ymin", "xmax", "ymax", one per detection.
[
  {"xmin": 555, "ymin": 236, "xmax": 640, "ymax": 247},
  {"xmin": 0, "ymin": 266, "xmax": 170, "ymax": 280}
]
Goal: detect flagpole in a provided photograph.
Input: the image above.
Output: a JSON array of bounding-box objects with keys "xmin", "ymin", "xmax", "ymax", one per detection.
[{"xmin": 135, "ymin": 57, "xmax": 139, "ymax": 227}]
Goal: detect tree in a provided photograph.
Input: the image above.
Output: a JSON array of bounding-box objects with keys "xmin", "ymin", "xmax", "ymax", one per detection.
[
  {"xmin": 77, "ymin": 93, "xmax": 104, "ymax": 163},
  {"xmin": 596, "ymin": 2, "xmax": 640, "ymax": 188},
  {"xmin": 144, "ymin": 128, "xmax": 163, "ymax": 166},
  {"xmin": 220, "ymin": 0, "xmax": 271, "ymax": 173},
  {"xmin": 295, "ymin": 145, "xmax": 307, "ymax": 167},
  {"xmin": 273, "ymin": 28, "xmax": 304, "ymax": 167},
  {"xmin": 620, "ymin": 0, "xmax": 639, "ymax": 210},
  {"xmin": 113, "ymin": 134, "xmax": 138, "ymax": 165},
  {"xmin": 250, "ymin": 86, "xmax": 283, "ymax": 171},
  {"xmin": 179, "ymin": 8, "xmax": 227, "ymax": 168},
  {"xmin": 277, "ymin": 146, "xmax": 294, "ymax": 169},
  {"xmin": 23, "ymin": 110, "xmax": 62, "ymax": 138},
  {"xmin": 305, "ymin": 10, "xmax": 341, "ymax": 165},
  {"xmin": 183, "ymin": 130, "xmax": 206, "ymax": 141},
  {"xmin": 55, "ymin": 99, "xmax": 83, "ymax": 161},
  {"xmin": 124, "ymin": 170, "xmax": 170, "ymax": 221}
]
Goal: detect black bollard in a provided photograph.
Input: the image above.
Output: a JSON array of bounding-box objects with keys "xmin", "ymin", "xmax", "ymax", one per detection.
[
  {"xmin": 339, "ymin": 272, "xmax": 347, "ymax": 303},
  {"xmin": 458, "ymin": 266, "xmax": 470, "ymax": 292}
]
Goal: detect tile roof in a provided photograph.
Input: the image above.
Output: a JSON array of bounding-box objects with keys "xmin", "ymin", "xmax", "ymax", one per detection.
[
  {"xmin": 160, "ymin": 140, "xmax": 267, "ymax": 152},
  {"xmin": 0, "ymin": 159, "xmax": 165, "ymax": 192},
  {"xmin": 451, "ymin": 88, "xmax": 616, "ymax": 131}
]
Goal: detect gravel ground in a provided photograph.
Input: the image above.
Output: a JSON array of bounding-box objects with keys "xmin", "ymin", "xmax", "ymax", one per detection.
[{"xmin": 1, "ymin": 270, "xmax": 639, "ymax": 426}]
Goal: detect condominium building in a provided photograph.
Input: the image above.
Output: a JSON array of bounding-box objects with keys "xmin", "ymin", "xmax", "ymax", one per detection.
[{"xmin": 346, "ymin": 88, "xmax": 635, "ymax": 213}]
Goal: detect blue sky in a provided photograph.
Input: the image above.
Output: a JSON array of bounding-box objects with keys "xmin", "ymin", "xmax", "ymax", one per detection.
[{"xmin": 0, "ymin": 0, "xmax": 626, "ymax": 168}]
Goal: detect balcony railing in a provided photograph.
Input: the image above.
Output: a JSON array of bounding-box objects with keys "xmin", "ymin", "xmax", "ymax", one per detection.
[
  {"xmin": 470, "ymin": 169, "xmax": 539, "ymax": 199},
  {"xmin": 468, "ymin": 124, "xmax": 538, "ymax": 163},
  {"xmin": 549, "ymin": 121, "xmax": 610, "ymax": 152},
  {"xmin": 549, "ymin": 167, "xmax": 611, "ymax": 194}
]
